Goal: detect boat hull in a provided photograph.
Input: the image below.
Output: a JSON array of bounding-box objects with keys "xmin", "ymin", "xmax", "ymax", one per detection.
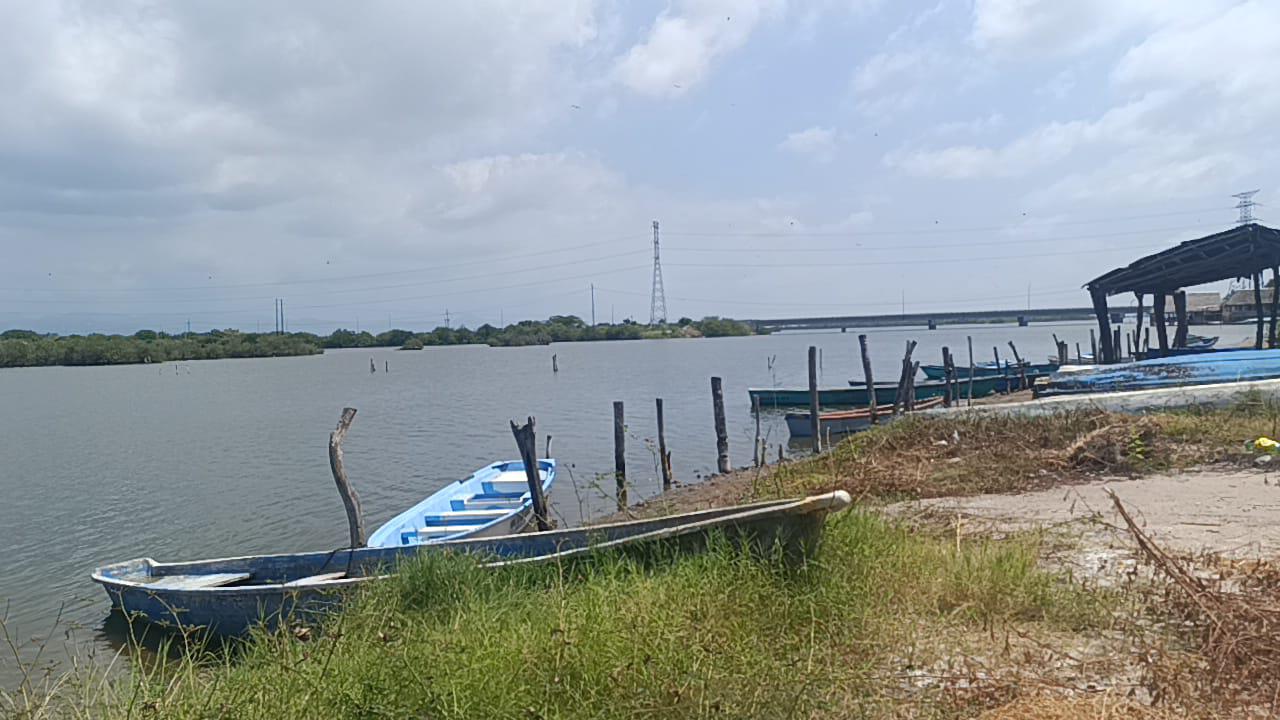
[
  {"xmin": 1037, "ymin": 348, "xmax": 1280, "ymax": 397},
  {"xmin": 93, "ymin": 492, "xmax": 852, "ymax": 635},
  {"xmin": 750, "ymin": 376, "xmax": 1003, "ymax": 408}
]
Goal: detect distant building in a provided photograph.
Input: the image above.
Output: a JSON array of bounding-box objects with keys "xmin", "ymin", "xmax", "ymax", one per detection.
[
  {"xmin": 1184, "ymin": 292, "xmax": 1222, "ymax": 324},
  {"xmin": 1222, "ymin": 288, "xmax": 1275, "ymax": 323}
]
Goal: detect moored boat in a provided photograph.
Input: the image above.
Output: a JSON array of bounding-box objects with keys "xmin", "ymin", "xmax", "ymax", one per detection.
[
  {"xmin": 785, "ymin": 397, "xmax": 945, "ymax": 438},
  {"xmin": 920, "ymin": 361, "xmax": 1054, "ymax": 380},
  {"xmin": 91, "ymin": 492, "xmax": 853, "ymax": 635},
  {"xmin": 750, "ymin": 376, "xmax": 1003, "ymax": 408},
  {"xmin": 367, "ymin": 460, "xmax": 555, "ymax": 547},
  {"xmin": 1036, "ymin": 348, "xmax": 1280, "ymax": 397}
]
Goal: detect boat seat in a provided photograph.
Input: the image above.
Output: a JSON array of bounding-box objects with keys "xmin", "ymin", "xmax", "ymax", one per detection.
[
  {"xmin": 282, "ymin": 572, "xmax": 347, "ymax": 587},
  {"xmin": 405, "ymin": 523, "xmax": 490, "ymax": 541},
  {"xmin": 458, "ymin": 496, "xmax": 524, "ymax": 511},
  {"xmin": 478, "ymin": 482, "xmax": 529, "ymax": 498},
  {"xmin": 424, "ymin": 509, "xmax": 509, "ymax": 524},
  {"xmin": 145, "ymin": 572, "xmax": 251, "ymax": 590}
]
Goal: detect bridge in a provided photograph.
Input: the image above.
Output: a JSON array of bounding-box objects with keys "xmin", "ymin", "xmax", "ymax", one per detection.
[{"xmin": 744, "ymin": 307, "xmax": 1115, "ymax": 333}]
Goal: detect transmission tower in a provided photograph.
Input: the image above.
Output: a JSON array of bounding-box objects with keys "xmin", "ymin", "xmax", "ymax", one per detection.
[
  {"xmin": 1234, "ymin": 190, "xmax": 1260, "ymax": 225},
  {"xmin": 649, "ymin": 220, "xmax": 668, "ymax": 325}
]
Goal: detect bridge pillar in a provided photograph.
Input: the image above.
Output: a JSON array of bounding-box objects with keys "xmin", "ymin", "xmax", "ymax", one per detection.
[
  {"xmin": 927, "ymin": 319, "xmax": 937, "ymax": 330},
  {"xmin": 1017, "ymin": 315, "xmax": 1029, "ymax": 327}
]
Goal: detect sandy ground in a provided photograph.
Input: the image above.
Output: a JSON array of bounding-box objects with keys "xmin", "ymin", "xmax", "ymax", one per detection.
[{"xmin": 894, "ymin": 467, "xmax": 1280, "ymax": 558}]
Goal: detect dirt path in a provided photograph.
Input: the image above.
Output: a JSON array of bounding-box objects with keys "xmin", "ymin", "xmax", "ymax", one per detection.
[{"xmin": 895, "ymin": 468, "xmax": 1280, "ymax": 558}]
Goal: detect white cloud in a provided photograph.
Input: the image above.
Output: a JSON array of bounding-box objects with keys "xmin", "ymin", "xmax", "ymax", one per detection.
[
  {"xmin": 778, "ymin": 126, "xmax": 838, "ymax": 162},
  {"xmin": 614, "ymin": 0, "xmax": 783, "ymax": 97},
  {"xmin": 969, "ymin": 0, "xmax": 1218, "ymax": 57}
]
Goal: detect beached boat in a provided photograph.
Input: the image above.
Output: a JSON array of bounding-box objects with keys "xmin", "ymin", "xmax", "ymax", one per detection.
[
  {"xmin": 785, "ymin": 397, "xmax": 945, "ymax": 438},
  {"xmin": 367, "ymin": 460, "xmax": 556, "ymax": 547},
  {"xmin": 91, "ymin": 492, "xmax": 853, "ymax": 635},
  {"xmin": 1036, "ymin": 348, "xmax": 1280, "ymax": 397},
  {"xmin": 750, "ymin": 376, "xmax": 1003, "ymax": 408}
]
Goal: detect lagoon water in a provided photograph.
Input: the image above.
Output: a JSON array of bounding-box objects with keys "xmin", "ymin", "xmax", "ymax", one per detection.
[{"xmin": 0, "ymin": 321, "xmax": 1249, "ymax": 685}]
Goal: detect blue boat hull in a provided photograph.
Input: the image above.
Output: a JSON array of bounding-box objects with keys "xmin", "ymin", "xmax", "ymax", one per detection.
[
  {"xmin": 92, "ymin": 493, "xmax": 853, "ymax": 635},
  {"xmin": 1037, "ymin": 348, "xmax": 1280, "ymax": 397}
]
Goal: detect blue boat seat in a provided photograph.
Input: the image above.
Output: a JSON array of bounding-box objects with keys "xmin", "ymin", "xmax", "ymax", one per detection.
[
  {"xmin": 479, "ymin": 482, "xmax": 528, "ymax": 498},
  {"xmin": 423, "ymin": 509, "xmax": 509, "ymax": 525},
  {"xmin": 456, "ymin": 497, "xmax": 524, "ymax": 511},
  {"xmin": 404, "ymin": 523, "xmax": 490, "ymax": 542}
]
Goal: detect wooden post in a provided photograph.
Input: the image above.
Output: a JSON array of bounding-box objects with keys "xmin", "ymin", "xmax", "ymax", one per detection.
[
  {"xmin": 1113, "ymin": 328, "xmax": 1122, "ymax": 361},
  {"xmin": 1089, "ymin": 287, "xmax": 1113, "ymax": 363},
  {"xmin": 656, "ymin": 398, "xmax": 672, "ymax": 489},
  {"xmin": 1089, "ymin": 329, "xmax": 1097, "ymax": 361},
  {"xmin": 328, "ymin": 407, "xmax": 366, "ymax": 548},
  {"xmin": 613, "ymin": 401, "xmax": 626, "ymax": 510},
  {"xmin": 552, "ymin": 354, "xmax": 558, "ymax": 373},
  {"xmin": 509, "ymin": 417, "xmax": 551, "ymax": 531},
  {"xmin": 906, "ymin": 361, "xmax": 920, "ymax": 410},
  {"xmin": 940, "ymin": 347, "xmax": 952, "ymax": 407},
  {"xmin": 1126, "ymin": 333, "xmax": 1133, "ymax": 359},
  {"xmin": 1143, "ymin": 328, "xmax": 1150, "ymax": 352},
  {"xmin": 966, "ymin": 336, "xmax": 975, "ymax": 406},
  {"xmin": 1254, "ymin": 273, "xmax": 1265, "ymax": 350},
  {"xmin": 1133, "ymin": 294, "xmax": 1144, "ymax": 357},
  {"xmin": 712, "ymin": 377, "xmax": 731, "ymax": 470},
  {"xmin": 858, "ymin": 334, "xmax": 877, "ymax": 424},
  {"xmin": 1270, "ymin": 267, "xmax": 1280, "ymax": 348},
  {"xmin": 1153, "ymin": 292, "xmax": 1169, "ymax": 352},
  {"xmin": 806, "ymin": 348, "xmax": 821, "ymax": 453},
  {"xmin": 892, "ymin": 341, "xmax": 917, "ymax": 416},
  {"xmin": 1007, "ymin": 341, "xmax": 1027, "ymax": 391},
  {"xmin": 1173, "ymin": 291, "xmax": 1188, "ymax": 348},
  {"xmin": 752, "ymin": 395, "xmax": 762, "ymax": 467}
]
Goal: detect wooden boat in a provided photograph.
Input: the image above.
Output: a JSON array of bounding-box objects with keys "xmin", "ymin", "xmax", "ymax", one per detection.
[
  {"xmin": 91, "ymin": 492, "xmax": 852, "ymax": 635},
  {"xmin": 1037, "ymin": 348, "xmax": 1280, "ymax": 397},
  {"xmin": 920, "ymin": 361, "xmax": 1054, "ymax": 380},
  {"xmin": 367, "ymin": 460, "xmax": 556, "ymax": 547},
  {"xmin": 785, "ymin": 397, "xmax": 945, "ymax": 438},
  {"xmin": 748, "ymin": 376, "xmax": 1001, "ymax": 408}
]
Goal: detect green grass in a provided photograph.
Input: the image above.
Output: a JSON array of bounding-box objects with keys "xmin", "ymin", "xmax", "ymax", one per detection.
[{"xmin": 15, "ymin": 513, "xmax": 1110, "ymax": 720}]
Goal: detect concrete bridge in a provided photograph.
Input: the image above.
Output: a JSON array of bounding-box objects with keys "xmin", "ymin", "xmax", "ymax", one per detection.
[{"xmin": 745, "ymin": 307, "xmax": 1113, "ymax": 333}]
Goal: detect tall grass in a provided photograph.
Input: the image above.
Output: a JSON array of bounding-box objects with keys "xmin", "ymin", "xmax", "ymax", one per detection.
[{"xmin": 21, "ymin": 512, "xmax": 1109, "ymax": 719}]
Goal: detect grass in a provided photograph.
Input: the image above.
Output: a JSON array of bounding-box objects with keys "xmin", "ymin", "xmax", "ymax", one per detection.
[
  {"xmin": 753, "ymin": 396, "xmax": 1280, "ymax": 505},
  {"xmin": 7, "ymin": 513, "xmax": 1111, "ymax": 719}
]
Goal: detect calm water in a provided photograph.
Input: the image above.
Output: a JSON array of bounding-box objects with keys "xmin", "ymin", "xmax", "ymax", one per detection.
[{"xmin": 0, "ymin": 321, "xmax": 1249, "ymax": 685}]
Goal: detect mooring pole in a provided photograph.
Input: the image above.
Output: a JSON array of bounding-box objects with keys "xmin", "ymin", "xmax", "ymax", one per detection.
[
  {"xmin": 613, "ymin": 401, "xmax": 626, "ymax": 510},
  {"xmin": 807, "ymin": 347, "xmax": 821, "ymax": 452},
  {"xmin": 510, "ymin": 417, "xmax": 551, "ymax": 531},
  {"xmin": 752, "ymin": 395, "xmax": 762, "ymax": 467},
  {"xmin": 328, "ymin": 407, "xmax": 366, "ymax": 548},
  {"xmin": 966, "ymin": 336, "xmax": 975, "ymax": 406},
  {"xmin": 711, "ymin": 377, "xmax": 730, "ymax": 472},
  {"xmin": 858, "ymin": 334, "xmax": 877, "ymax": 424},
  {"xmin": 656, "ymin": 398, "xmax": 672, "ymax": 489}
]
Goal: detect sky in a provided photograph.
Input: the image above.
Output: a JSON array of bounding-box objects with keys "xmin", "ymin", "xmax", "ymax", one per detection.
[{"xmin": 1, "ymin": 0, "xmax": 1277, "ymax": 335}]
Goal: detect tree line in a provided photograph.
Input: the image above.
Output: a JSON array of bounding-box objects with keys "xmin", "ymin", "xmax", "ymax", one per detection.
[{"xmin": 0, "ymin": 316, "xmax": 756, "ymax": 368}]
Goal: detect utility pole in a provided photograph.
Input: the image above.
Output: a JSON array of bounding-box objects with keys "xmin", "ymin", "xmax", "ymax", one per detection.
[
  {"xmin": 591, "ymin": 283, "xmax": 596, "ymax": 326},
  {"xmin": 445, "ymin": 308, "xmax": 450, "ymax": 328}
]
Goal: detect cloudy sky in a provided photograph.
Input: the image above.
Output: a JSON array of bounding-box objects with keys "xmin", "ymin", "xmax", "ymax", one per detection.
[{"xmin": 1, "ymin": 0, "xmax": 1276, "ymax": 334}]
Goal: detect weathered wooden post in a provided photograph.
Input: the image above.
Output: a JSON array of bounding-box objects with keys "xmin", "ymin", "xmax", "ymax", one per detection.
[
  {"xmin": 1172, "ymin": 291, "xmax": 1188, "ymax": 348},
  {"xmin": 711, "ymin": 377, "xmax": 731, "ymax": 471},
  {"xmin": 966, "ymin": 336, "xmax": 975, "ymax": 406},
  {"xmin": 1270, "ymin": 267, "xmax": 1280, "ymax": 348},
  {"xmin": 858, "ymin": 334, "xmax": 877, "ymax": 424},
  {"xmin": 1089, "ymin": 287, "xmax": 1114, "ymax": 363},
  {"xmin": 1113, "ymin": 328, "xmax": 1122, "ymax": 361},
  {"xmin": 1075, "ymin": 342, "xmax": 1082, "ymax": 363},
  {"xmin": 941, "ymin": 347, "xmax": 953, "ymax": 407},
  {"xmin": 1143, "ymin": 328, "xmax": 1150, "ymax": 353},
  {"xmin": 1007, "ymin": 341, "xmax": 1027, "ymax": 391},
  {"xmin": 752, "ymin": 395, "xmax": 762, "ymax": 467},
  {"xmin": 328, "ymin": 407, "xmax": 366, "ymax": 548},
  {"xmin": 906, "ymin": 361, "xmax": 920, "ymax": 410},
  {"xmin": 656, "ymin": 398, "xmax": 672, "ymax": 489},
  {"xmin": 552, "ymin": 354, "xmax": 559, "ymax": 373},
  {"xmin": 892, "ymin": 340, "xmax": 917, "ymax": 416},
  {"xmin": 806, "ymin": 348, "xmax": 821, "ymax": 452},
  {"xmin": 510, "ymin": 417, "xmax": 551, "ymax": 531},
  {"xmin": 1254, "ymin": 273, "xmax": 1265, "ymax": 350},
  {"xmin": 1153, "ymin": 293, "xmax": 1169, "ymax": 352},
  {"xmin": 613, "ymin": 401, "xmax": 626, "ymax": 510},
  {"xmin": 1089, "ymin": 329, "xmax": 1097, "ymax": 361}
]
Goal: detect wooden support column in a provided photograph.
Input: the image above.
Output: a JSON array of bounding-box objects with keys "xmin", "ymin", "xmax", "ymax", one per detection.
[
  {"xmin": 1089, "ymin": 287, "xmax": 1114, "ymax": 363},
  {"xmin": 1153, "ymin": 293, "xmax": 1168, "ymax": 352},
  {"xmin": 712, "ymin": 377, "xmax": 731, "ymax": 471},
  {"xmin": 1255, "ymin": 273, "xmax": 1266, "ymax": 350},
  {"xmin": 613, "ymin": 401, "xmax": 626, "ymax": 510},
  {"xmin": 656, "ymin": 398, "xmax": 672, "ymax": 489},
  {"xmin": 806, "ymin": 348, "xmax": 821, "ymax": 453},
  {"xmin": 1172, "ymin": 291, "xmax": 1188, "ymax": 348},
  {"xmin": 1270, "ymin": 267, "xmax": 1280, "ymax": 349},
  {"xmin": 328, "ymin": 407, "xmax": 366, "ymax": 548},
  {"xmin": 1133, "ymin": 293, "xmax": 1145, "ymax": 353},
  {"xmin": 858, "ymin": 335, "xmax": 877, "ymax": 424}
]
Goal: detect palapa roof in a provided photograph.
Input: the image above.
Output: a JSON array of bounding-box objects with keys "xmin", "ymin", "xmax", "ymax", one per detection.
[
  {"xmin": 1185, "ymin": 291, "xmax": 1222, "ymax": 311},
  {"xmin": 1222, "ymin": 288, "xmax": 1276, "ymax": 307},
  {"xmin": 1087, "ymin": 223, "xmax": 1280, "ymax": 296}
]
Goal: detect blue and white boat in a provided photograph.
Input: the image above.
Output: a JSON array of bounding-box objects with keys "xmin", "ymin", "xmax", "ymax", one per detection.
[
  {"xmin": 367, "ymin": 460, "xmax": 556, "ymax": 547},
  {"xmin": 91, "ymin": 492, "xmax": 853, "ymax": 635},
  {"xmin": 1036, "ymin": 348, "xmax": 1280, "ymax": 397}
]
